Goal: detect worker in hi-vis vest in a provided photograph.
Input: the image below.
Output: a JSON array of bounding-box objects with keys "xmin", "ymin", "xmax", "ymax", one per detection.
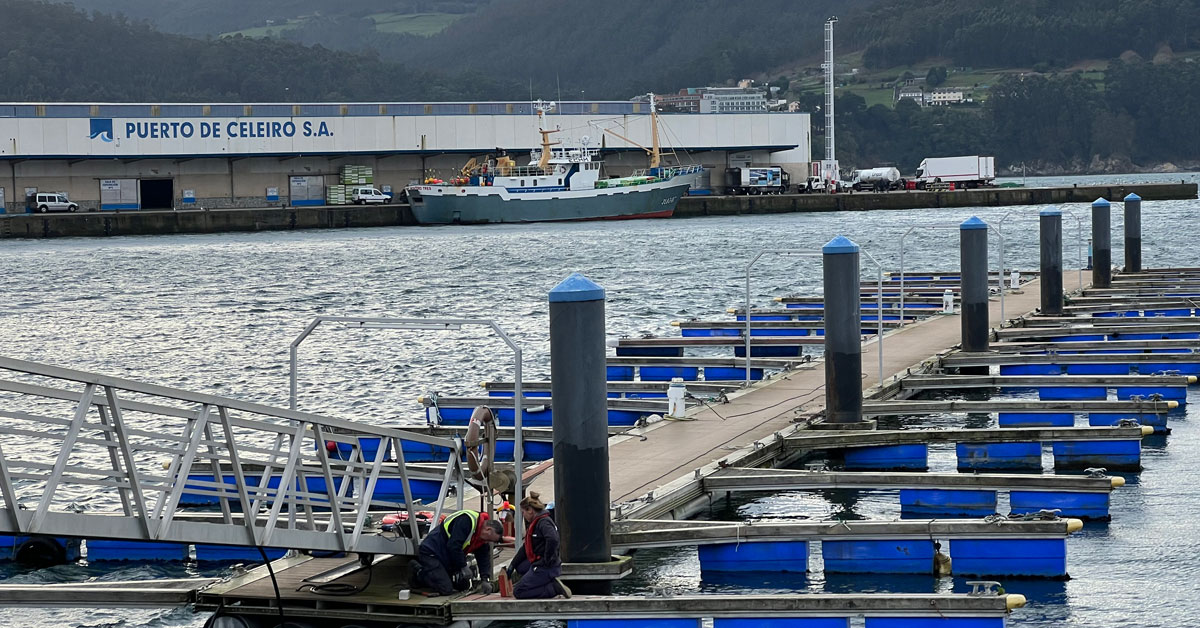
[
  {"xmin": 412, "ymin": 510, "xmax": 503, "ymax": 596},
  {"xmin": 506, "ymin": 492, "xmax": 571, "ymax": 599}
]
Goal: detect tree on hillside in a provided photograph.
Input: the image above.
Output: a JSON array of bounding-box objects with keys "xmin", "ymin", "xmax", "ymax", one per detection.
[
  {"xmin": 985, "ymin": 73, "xmax": 1097, "ymax": 164},
  {"xmin": 925, "ymin": 66, "xmax": 947, "ymax": 87}
]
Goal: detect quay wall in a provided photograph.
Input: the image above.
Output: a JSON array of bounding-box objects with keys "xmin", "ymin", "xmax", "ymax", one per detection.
[
  {"xmin": 0, "ymin": 204, "xmax": 414, "ymax": 239},
  {"xmin": 0, "ymin": 183, "xmax": 1192, "ymax": 239},
  {"xmin": 674, "ymin": 183, "xmax": 1197, "ymax": 217}
]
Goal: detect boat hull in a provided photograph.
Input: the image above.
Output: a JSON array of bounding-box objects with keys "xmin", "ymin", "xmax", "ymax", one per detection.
[{"xmin": 407, "ymin": 181, "xmax": 689, "ymax": 225}]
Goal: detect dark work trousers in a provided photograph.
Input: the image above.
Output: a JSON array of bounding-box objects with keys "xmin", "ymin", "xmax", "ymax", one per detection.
[
  {"xmin": 415, "ymin": 547, "xmax": 457, "ymax": 595},
  {"xmin": 513, "ymin": 562, "xmax": 562, "ymax": 599}
]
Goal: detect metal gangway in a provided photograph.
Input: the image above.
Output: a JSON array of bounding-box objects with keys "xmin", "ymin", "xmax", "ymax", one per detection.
[{"xmin": 0, "ymin": 356, "xmax": 461, "ymax": 556}]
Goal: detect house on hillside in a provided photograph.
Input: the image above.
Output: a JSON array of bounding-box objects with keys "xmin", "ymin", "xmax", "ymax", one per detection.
[
  {"xmin": 653, "ymin": 86, "xmax": 767, "ymax": 113},
  {"xmin": 894, "ymin": 85, "xmax": 925, "ymax": 105},
  {"xmin": 657, "ymin": 88, "xmax": 704, "ymax": 113},
  {"xmin": 928, "ymin": 88, "xmax": 967, "ymax": 106}
]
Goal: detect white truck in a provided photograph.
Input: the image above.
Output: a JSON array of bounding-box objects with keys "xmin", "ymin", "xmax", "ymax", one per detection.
[
  {"xmin": 913, "ymin": 156, "xmax": 995, "ymax": 189},
  {"xmin": 850, "ymin": 167, "xmax": 901, "ymax": 192},
  {"xmin": 803, "ymin": 176, "xmax": 840, "ymax": 193}
]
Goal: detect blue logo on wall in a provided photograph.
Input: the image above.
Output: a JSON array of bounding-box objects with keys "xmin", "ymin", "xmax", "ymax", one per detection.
[{"xmin": 89, "ymin": 119, "xmax": 114, "ymax": 142}]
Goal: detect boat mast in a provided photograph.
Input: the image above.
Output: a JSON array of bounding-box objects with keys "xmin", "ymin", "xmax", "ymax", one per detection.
[
  {"xmin": 535, "ymin": 101, "xmax": 561, "ymax": 172},
  {"xmin": 649, "ymin": 92, "xmax": 661, "ymax": 169}
]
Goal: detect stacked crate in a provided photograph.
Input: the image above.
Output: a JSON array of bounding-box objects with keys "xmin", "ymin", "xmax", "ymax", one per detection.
[
  {"xmin": 339, "ymin": 165, "xmax": 374, "ymax": 185},
  {"xmin": 325, "ymin": 184, "xmax": 348, "ymax": 205}
]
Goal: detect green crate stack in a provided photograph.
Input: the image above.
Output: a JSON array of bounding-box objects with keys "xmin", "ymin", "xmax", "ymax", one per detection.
[
  {"xmin": 325, "ymin": 184, "xmax": 347, "ymax": 205},
  {"xmin": 339, "ymin": 165, "xmax": 374, "ymax": 185}
]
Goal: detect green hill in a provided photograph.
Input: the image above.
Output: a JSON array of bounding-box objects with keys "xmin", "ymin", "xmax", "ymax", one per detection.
[
  {"xmin": 0, "ymin": 0, "xmax": 519, "ymax": 102},
  {"xmin": 220, "ymin": 11, "xmax": 468, "ymax": 39},
  {"xmin": 54, "ymin": 0, "xmax": 1200, "ymax": 101},
  {"xmin": 53, "ymin": 0, "xmax": 485, "ymax": 37},
  {"xmin": 15, "ymin": 0, "xmax": 1200, "ymax": 173}
]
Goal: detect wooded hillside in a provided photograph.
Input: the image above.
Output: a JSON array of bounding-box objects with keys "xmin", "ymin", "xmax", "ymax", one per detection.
[
  {"xmin": 849, "ymin": 0, "xmax": 1200, "ymax": 69},
  {"xmin": 0, "ymin": 0, "xmax": 520, "ymax": 101}
]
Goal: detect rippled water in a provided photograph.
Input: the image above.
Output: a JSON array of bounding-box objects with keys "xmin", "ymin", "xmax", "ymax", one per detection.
[{"xmin": 1, "ymin": 179, "xmax": 1198, "ymax": 627}]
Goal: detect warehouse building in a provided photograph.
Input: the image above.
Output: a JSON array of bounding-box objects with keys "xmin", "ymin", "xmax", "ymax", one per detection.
[{"xmin": 0, "ymin": 102, "xmax": 810, "ymax": 213}]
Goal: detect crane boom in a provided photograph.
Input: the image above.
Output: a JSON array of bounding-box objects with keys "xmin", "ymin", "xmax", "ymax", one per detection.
[{"xmin": 599, "ymin": 93, "xmax": 662, "ymax": 169}]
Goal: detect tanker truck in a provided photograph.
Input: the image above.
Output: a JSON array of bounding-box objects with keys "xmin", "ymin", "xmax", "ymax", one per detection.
[{"xmin": 850, "ymin": 167, "xmax": 901, "ymax": 192}]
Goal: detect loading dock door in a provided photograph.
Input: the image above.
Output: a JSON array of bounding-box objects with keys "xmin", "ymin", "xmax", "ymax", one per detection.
[
  {"xmin": 139, "ymin": 179, "xmax": 174, "ymax": 210},
  {"xmin": 290, "ymin": 176, "xmax": 325, "ymax": 206},
  {"xmin": 100, "ymin": 179, "xmax": 138, "ymax": 210}
]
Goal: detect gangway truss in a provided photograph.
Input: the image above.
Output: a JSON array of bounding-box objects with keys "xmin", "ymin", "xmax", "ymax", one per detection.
[{"xmin": 0, "ymin": 355, "xmax": 460, "ymax": 556}]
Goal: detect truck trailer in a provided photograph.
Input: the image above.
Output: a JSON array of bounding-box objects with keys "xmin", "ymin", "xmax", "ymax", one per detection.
[
  {"xmin": 725, "ymin": 167, "xmax": 791, "ymax": 195},
  {"xmin": 912, "ymin": 156, "xmax": 995, "ymax": 189}
]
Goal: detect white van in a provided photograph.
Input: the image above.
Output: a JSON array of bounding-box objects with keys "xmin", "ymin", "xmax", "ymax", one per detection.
[
  {"xmin": 32, "ymin": 192, "xmax": 79, "ymax": 213},
  {"xmin": 351, "ymin": 187, "xmax": 391, "ymax": 205}
]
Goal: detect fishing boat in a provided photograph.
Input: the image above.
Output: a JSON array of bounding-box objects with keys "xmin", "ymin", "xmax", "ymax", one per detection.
[{"xmin": 405, "ymin": 96, "xmax": 703, "ymax": 225}]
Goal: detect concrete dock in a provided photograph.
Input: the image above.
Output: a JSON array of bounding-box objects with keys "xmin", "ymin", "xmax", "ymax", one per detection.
[
  {"xmin": 177, "ymin": 266, "xmax": 1102, "ymax": 626},
  {"xmin": 1, "ymin": 181, "xmax": 1192, "ymax": 238},
  {"xmin": 541, "ymin": 270, "xmax": 1093, "ymax": 513}
]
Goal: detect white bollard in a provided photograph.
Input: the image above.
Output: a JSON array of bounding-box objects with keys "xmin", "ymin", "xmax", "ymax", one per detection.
[
  {"xmin": 942, "ymin": 289, "xmax": 955, "ymax": 314},
  {"xmin": 1010, "ymin": 269, "xmax": 1020, "ymax": 289},
  {"xmin": 667, "ymin": 377, "xmax": 687, "ymax": 418}
]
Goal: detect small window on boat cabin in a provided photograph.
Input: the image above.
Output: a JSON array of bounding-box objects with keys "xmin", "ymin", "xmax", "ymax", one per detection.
[
  {"xmin": 520, "ymin": 179, "xmax": 525, "ymax": 186},
  {"xmin": 534, "ymin": 179, "xmax": 538, "ymax": 186},
  {"xmin": 558, "ymin": 179, "xmax": 563, "ymax": 185}
]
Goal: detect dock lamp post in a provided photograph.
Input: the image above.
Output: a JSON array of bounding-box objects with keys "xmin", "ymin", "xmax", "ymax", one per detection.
[
  {"xmin": 288, "ymin": 315, "xmax": 527, "ymax": 546},
  {"xmin": 898, "ymin": 223, "xmax": 1007, "ymax": 323},
  {"xmin": 744, "ymin": 247, "xmax": 885, "ymax": 389}
]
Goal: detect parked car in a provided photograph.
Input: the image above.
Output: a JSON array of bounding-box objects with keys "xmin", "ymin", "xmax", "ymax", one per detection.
[
  {"xmin": 351, "ymin": 187, "xmax": 392, "ymax": 205},
  {"xmin": 32, "ymin": 192, "xmax": 78, "ymax": 213}
]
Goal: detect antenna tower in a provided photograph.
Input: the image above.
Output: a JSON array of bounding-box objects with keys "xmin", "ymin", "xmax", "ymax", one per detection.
[{"xmin": 823, "ymin": 16, "xmax": 838, "ymax": 163}]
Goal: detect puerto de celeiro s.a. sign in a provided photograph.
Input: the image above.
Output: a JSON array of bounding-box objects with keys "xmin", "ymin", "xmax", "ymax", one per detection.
[
  {"xmin": 77, "ymin": 117, "xmax": 343, "ymax": 156},
  {"xmin": 1, "ymin": 115, "xmax": 420, "ymax": 158},
  {"xmin": 89, "ymin": 118, "xmax": 335, "ymax": 141}
]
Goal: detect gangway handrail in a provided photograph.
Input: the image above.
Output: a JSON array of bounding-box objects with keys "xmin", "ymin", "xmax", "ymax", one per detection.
[
  {"xmin": 0, "ymin": 356, "xmax": 448, "ymax": 447},
  {"xmin": 997, "ymin": 207, "xmax": 1085, "ymax": 292},
  {"xmin": 744, "ymin": 248, "xmax": 885, "ymax": 388},
  {"xmin": 0, "ymin": 355, "xmax": 460, "ymax": 556},
  {"xmin": 898, "ymin": 223, "xmax": 1007, "ymax": 322},
  {"xmin": 287, "ymin": 315, "xmax": 527, "ymax": 546}
]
